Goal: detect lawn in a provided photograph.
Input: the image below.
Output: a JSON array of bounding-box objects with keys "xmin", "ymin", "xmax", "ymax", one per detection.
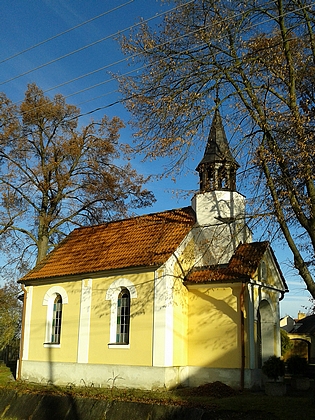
[{"xmin": 0, "ymin": 363, "xmax": 315, "ymax": 420}]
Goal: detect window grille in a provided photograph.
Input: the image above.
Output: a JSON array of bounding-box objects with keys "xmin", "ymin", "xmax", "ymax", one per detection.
[
  {"xmin": 51, "ymin": 294, "xmax": 62, "ymax": 344},
  {"xmin": 116, "ymin": 289, "xmax": 130, "ymax": 344}
]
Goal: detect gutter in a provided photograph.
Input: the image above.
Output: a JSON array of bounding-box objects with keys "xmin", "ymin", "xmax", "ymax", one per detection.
[{"xmin": 17, "ymin": 283, "xmax": 27, "ymax": 381}]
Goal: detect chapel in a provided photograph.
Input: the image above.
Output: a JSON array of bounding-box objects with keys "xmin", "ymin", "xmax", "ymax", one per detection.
[{"xmin": 18, "ymin": 107, "xmax": 288, "ymax": 390}]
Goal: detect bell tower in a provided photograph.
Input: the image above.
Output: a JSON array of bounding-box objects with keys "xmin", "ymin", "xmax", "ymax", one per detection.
[
  {"xmin": 191, "ymin": 106, "xmax": 251, "ymax": 265},
  {"xmin": 196, "ymin": 108, "xmax": 239, "ymax": 193}
]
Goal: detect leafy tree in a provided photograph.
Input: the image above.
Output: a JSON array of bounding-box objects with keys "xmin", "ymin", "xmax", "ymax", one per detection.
[
  {"xmin": 0, "ymin": 280, "xmax": 22, "ymax": 350},
  {"xmin": 0, "ymin": 83, "xmax": 155, "ymax": 268},
  {"xmin": 281, "ymin": 328, "xmax": 293, "ymax": 357},
  {"xmin": 118, "ymin": 0, "xmax": 315, "ymax": 298}
]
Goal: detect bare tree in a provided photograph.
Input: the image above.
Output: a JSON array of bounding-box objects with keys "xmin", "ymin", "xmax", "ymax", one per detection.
[
  {"xmin": 117, "ymin": 0, "xmax": 315, "ymax": 297},
  {"xmin": 0, "ymin": 83, "xmax": 155, "ymax": 269}
]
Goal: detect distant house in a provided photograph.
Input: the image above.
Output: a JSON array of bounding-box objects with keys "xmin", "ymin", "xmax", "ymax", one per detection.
[
  {"xmin": 281, "ymin": 313, "xmax": 315, "ymax": 362},
  {"xmin": 18, "ymin": 109, "xmax": 288, "ymax": 390},
  {"xmin": 280, "ymin": 315, "xmax": 296, "ymax": 333}
]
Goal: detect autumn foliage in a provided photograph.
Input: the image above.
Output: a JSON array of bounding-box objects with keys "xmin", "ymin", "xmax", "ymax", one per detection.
[{"xmin": 0, "ymin": 84, "xmax": 155, "ymax": 267}]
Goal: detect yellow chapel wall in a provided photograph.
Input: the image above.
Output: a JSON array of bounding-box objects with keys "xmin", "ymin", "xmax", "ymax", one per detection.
[
  {"xmin": 187, "ymin": 284, "xmax": 243, "ymax": 368},
  {"xmin": 25, "ymin": 269, "xmax": 155, "ymax": 367},
  {"xmin": 89, "ymin": 271, "xmax": 155, "ymax": 366},
  {"xmin": 171, "ymin": 237, "xmax": 196, "ymax": 366},
  {"xmin": 172, "ymin": 278, "xmax": 188, "ymax": 366},
  {"xmin": 26, "ymin": 281, "xmax": 81, "ymax": 363}
]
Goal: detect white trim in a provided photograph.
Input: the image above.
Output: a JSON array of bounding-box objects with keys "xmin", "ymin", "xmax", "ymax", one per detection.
[
  {"xmin": 108, "ymin": 344, "xmax": 130, "ymax": 349},
  {"xmin": 23, "ymin": 286, "xmax": 33, "ymax": 360},
  {"xmin": 152, "ymin": 268, "xmax": 174, "ymax": 367},
  {"xmin": 247, "ymin": 283, "xmax": 256, "ymax": 369},
  {"xmin": 77, "ymin": 279, "xmax": 92, "ymax": 363},
  {"xmin": 105, "ymin": 278, "xmax": 137, "ymax": 300},
  {"xmin": 42, "ymin": 286, "xmax": 68, "ymax": 345},
  {"xmin": 43, "ymin": 286, "xmax": 69, "ymax": 305},
  {"xmin": 106, "ymin": 278, "xmax": 137, "ymax": 344},
  {"xmin": 164, "ymin": 273, "xmax": 174, "ymax": 366},
  {"xmin": 253, "ymin": 292, "xmax": 275, "ymax": 319},
  {"xmin": 43, "ymin": 344, "xmax": 61, "ymax": 348}
]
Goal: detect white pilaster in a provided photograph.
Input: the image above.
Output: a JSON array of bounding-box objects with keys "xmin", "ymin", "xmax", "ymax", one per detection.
[
  {"xmin": 152, "ymin": 269, "xmax": 174, "ymax": 367},
  {"xmin": 23, "ymin": 285, "xmax": 33, "ymax": 360},
  {"xmin": 248, "ymin": 283, "xmax": 256, "ymax": 369},
  {"xmin": 77, "ymin": 279, "xmax": 92, "ymax": 363}
]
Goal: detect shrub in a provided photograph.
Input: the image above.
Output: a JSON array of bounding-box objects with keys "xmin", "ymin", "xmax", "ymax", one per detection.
[
  {"xmin": 262, "ymin": 356, "xmax": 285, "ymax": 381},
  {"xmin": 287, "ymin": 355, "xmax": 308, "ymax": 376}
]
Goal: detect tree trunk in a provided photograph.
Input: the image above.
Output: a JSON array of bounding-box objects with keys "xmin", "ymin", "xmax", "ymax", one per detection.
[{"xmin": 36, "ymin": 217, "xmax": 49, "ymax": 265}]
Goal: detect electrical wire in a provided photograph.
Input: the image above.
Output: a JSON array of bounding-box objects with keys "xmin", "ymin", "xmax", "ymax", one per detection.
[
  {"xmin": 0, "ymin": 0, "xmax": 135, "ymax": 65},
  {"xmin": 69, "ymin": 0, "xmax": 314, "ymax": 113},
  {"xmin": 0, "ymin": 0, "xmax": 195, "ymax": 88},
  {"xmin": 5, "ymin": 0, "xmax": 315, "ymax": 121},
  {"xmin": 20, "ymin": 0, "xmax": 315, "ymax": 109}
]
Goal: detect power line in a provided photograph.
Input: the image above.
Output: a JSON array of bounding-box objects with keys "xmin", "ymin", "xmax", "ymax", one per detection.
[
  {"xmin": 0, "ymin": 1, "xmax": 195, "ymax": 89},
  {"xmin": 41, "ymin": 1, "xmax": 279, "ymax": 100},
  {"xmin": 0, "ymin": 3, "xmax": 136, "ymax": 87},
  {"xmin": 37, "ymin": 0, "xmax": 315, "ymax": 104},
  {"xmin": 65, "ymin": 3, "xmax": 312, "ymax": 103},
  {"xmin": 7, "ymin": 0, "xmax": 315, "ymax": 118},
  {"xmin": 0, "ymin": 0, "xmax": 279, "ymax": 96},
  {"xmin": 0, "ymin": 0, "xmax": 135, "ymax": 65},
  {"xmin": 72, "ymin": 0, "xmax": 315, "ymax": 113}
]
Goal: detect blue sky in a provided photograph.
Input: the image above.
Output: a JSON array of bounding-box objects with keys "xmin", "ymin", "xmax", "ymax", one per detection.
[{"xmin": 0, "ymin": 0, "xmax": 310, "ymax": 317}]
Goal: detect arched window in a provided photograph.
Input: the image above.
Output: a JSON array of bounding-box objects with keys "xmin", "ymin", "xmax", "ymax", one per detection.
[
  {"xmin": 106, "ymin": 278, "xmax": 136, "ymax": 347},
  {"xmin": 43, "ymin": 286, "xmax": 68, "ymax": 346},
  {"xmin": 116, "ymin": 289, "xmax": 130, "ymax": 344},
  {"xmin": 51, "ymin": 294, "xmax": 62, "ymax": 344}
]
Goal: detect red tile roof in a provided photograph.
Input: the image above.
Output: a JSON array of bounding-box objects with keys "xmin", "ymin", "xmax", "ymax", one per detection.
[
  {"xmin": 185, "ymin": 242, "xmax": 270, "ymax": 284},
  {"xmin": 20, "ymin": 207, "xmax": 196, "ymax": 282}
]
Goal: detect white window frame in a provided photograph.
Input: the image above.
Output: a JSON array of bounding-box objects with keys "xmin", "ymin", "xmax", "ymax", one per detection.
[
  {"xmin": 43, "ymin": 286, "xmax": 68, "ymax": 348},
  {"xmin": 106, "ymin": 278, "xmax": 137, "ymax": 349}
]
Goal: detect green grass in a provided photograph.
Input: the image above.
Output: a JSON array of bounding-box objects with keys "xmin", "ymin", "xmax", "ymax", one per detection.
[{"xmin": 1, "ymin": 363, "xmax": 315, "ymax": 420}]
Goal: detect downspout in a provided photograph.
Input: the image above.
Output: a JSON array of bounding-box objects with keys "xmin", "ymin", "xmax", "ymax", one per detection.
[
  {"xmin": 240, "ymin": 282, "xmax": 246, "ymax": 390},
  {"xmin": 17, "ymin": 283, "xmax": 27, "ymax": 381}
]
